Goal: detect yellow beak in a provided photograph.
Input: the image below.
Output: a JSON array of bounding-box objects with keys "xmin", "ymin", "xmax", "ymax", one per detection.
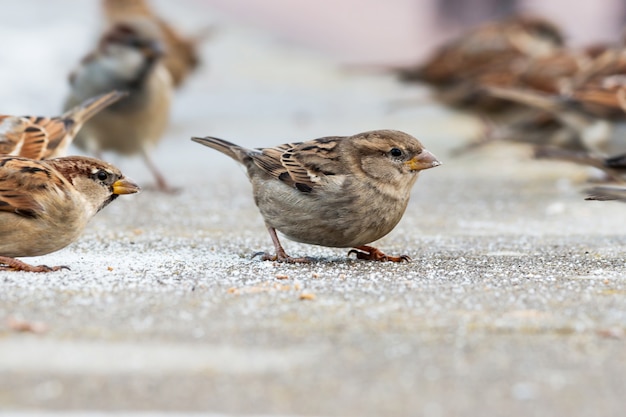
[
  {"xmin": 405, "ymin": 150, "xmax": 441, "ymax": 172},
  {"xmin": 112, "ymin": 178, "xmax": 141, "ymax": 195}
]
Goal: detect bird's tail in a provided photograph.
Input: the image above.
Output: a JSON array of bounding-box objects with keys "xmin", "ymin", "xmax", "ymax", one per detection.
[
  {"xmin": 63, "ymin": 90, "xmax": 127, "ymax": 127},
  {"xmin": 191, "ymin": 136, "xmax": 250, "ymax": 163},
  {"xmin": 585, "ymin": 186, "xmax": 626, "ymax": 201}
]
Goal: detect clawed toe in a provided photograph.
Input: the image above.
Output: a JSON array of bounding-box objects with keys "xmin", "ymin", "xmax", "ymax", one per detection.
[
  {"xmin": 32, "ymin": 264, "xmax": 71, "ymax": 273},
  {"xmin": 252, "ymin": 251, "xmax": 280, "ymax": 261},
  {"xmin": 348, "ymin": 246, "xmax": 411, "ymax": 262},
  {"xmin": 252, "ymin": 251, "xmax": 311, "ymax": 263},
  {"xmin": 0, "ymin": 256, "xmax": 70, "ymax": 273}
]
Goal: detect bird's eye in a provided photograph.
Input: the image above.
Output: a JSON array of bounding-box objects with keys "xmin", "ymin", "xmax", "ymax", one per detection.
[
  {"xmin": 390, "ymin": 148, "xmax": 403, "ymax": 157},
  {"xmin": 96, "ymin": 170, "xmax": 109, "ymax": 181}
]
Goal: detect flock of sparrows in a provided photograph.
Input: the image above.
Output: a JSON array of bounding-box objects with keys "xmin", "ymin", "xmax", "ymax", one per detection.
[
  {"xmin": 0, "ymin": 0, "xmax": 443, "ymax": 272},
  {"xmin": 4, "ymin": 6, "xmax": 625, "ymax": 273},
  {"xmin": 395, "ymin": 14, "xmax": 626, "ymax": 195},
  {"xmin": 1, "ymin": 0, "xmax": 190, "ymax": 272}
]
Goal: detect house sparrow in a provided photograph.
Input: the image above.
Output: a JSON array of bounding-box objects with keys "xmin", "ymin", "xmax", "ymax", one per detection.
[
  {"xmin": 0, "ymin": 155, "xmax": 140, "ymax": 272},
  {"xmin": 395, "ymin": 15, "xmax": 565, "ymax": 113},
  {"xmin": 102, "ymin": 0, "xmax": 208, "ymax": 88},
  {"xmin": 399, "ymin": 15, "xmax": 564, "ymax": 85},
  {"xmin": 65, "ymin": 23, "xmax": 173, "ymax": 191},
  {"xmin": 0, "ymin": 91, "xmax": 125, "ymax": 160},
  {"xmin": 192, "ymin": 130, "xmax": 440, "ymax": 263},
  {"xmin": 424, "ymin": 51, "xmax": 586, "ymax": 116}
]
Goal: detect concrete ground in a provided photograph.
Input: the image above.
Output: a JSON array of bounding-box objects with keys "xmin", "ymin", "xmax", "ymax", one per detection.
[{"xmin": 1, "ymin": 1, "xmax": 625, "ymax": 416}]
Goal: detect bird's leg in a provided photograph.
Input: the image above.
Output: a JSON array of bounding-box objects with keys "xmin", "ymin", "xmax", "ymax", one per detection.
[
  {"xmin": 254, "ymin": 227, "xmax": 311, "ymax": 263},
  {"xmin": 0, "ymin": 256, "xmax": 69, "ymax": 273},
  {"xmin": 348, "ymin": 245, "xmax": 411, "ymax": 262},
  {"xmin": 141, "ymin": 147, "xmax": 177, "ymax": 193}
]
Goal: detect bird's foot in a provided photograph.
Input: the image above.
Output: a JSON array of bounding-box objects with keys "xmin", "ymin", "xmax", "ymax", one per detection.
[
  {"xmin": 348, "ymin": 246, "xmax": 411, "ymax": 262},
  {"xmin": 0, "ymin": 256, "xmax": 70, "ymax": 272},
  {"xmin": 252, "ymin": 251, "xmax": 312, "ymax": 263}
]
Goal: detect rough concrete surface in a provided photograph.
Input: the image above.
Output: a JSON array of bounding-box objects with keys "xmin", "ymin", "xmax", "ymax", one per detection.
[{"xmin": 1, "ymin": 2, "xmax": 625, "ymax": 417}]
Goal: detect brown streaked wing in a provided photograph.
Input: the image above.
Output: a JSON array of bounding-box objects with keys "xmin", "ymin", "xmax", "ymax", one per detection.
[
  {"xmin": 0, "ymin": 157, "xmax": 62, "ymax": 218},
  {"xmin": 252, "ymin": 137, "xmax": 348, "ymax": 192},
  {"xmin": 285, "ymin": 136, "xmax": 348, "ymax": 191},
  {"xmin": 251, "ymin": 143, "xmax": 299, "ymax": 186},
  {"xmin": 14, "ymin": 120, "xmax": 50, "ymax": 160},
  {"xmin": 291, "ymin": 136, "xmax": 347, "ymax": 176},
  {"xmin": 24, "ymin": 116, "xmax": 68, "ymax": 158},
  {"xmin": 573, "ymin": 86, "xmax": 626, "ymax": 118},
  {"xmin": 0, "ymin": 116, "xmax": 27, "ymax": 155}
]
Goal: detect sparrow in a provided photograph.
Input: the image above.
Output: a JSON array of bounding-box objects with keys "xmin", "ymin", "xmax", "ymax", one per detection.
[
  {"xmin": 399, "ymin": 15, "xmax": 564, "ymax": 86},
  {"xmin": 395, "ymin": 15, "xmax": 565, "ymax": 113},
  {"xmin": 0, "ymin": 91, "xmax": 125, "ymax": 160},
  {"xmin": 65, "ymin": 23, "xmax": 174, "ymax": 191},
  {"xmin": 192, "ymin": 130, "xmax": 441, "ymax": 263},
  {"xmin": 423, "ymin": 51, "xmax": 585, "ymax": 116},
  {"xmin": 102, "ymin": 0, "xmax": 208, "ymax": 88},
  {"xmin": 0, "ymin": 155, "xmax": 140, "ymax": 272}
]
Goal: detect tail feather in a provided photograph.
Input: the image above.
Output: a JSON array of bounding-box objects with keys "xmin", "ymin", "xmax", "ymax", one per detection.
[
  {"xmin": 603, "ymin": 153, "xmax": 626, "ymax": 169},
  {"xmin": 63, "ymin": 90, "xmax": 127, "ymax": 127},
  {"xmin": 191, "ymin": 136, "xmax": 250, "ymax": 163},
  {"xmin": 585, "ymin": 186, "xmax": 626, "ymax": 201}
]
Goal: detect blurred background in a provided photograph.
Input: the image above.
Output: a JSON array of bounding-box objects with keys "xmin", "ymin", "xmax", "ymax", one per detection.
[
  {"xmin": 0, "ymin": 0, "xmax": 625, "ymax": 183},
  {"xmin": 2, "ymin": 0, "xmax": 624, "ymax": 108},
  {"xmin": 204, "ymin": 0, "xmax": 626, "ymax": 64}
]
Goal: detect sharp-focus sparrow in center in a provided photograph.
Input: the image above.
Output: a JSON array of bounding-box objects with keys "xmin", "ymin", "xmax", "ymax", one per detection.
[{"xmin": 193, "ymin": 130, "xmax": 440, "ymax": 262}]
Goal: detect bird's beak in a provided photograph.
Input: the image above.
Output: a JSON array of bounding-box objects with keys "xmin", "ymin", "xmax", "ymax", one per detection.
[
  {"xmin": 112, "ymin": 178, "xmax": 141, "ymax": 195},
  {"xmin": 405, "ymin": 150, "xmax": 441, "ymax": 171}
]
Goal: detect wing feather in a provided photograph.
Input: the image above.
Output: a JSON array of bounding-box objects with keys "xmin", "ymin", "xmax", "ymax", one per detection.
[
  {"xmin": 0, "ymin": 157, "xmax": 62, "ymax": 218},
  {"xmin": 250, "ymin": 136, "xmax": 347, "ymax": 192}
]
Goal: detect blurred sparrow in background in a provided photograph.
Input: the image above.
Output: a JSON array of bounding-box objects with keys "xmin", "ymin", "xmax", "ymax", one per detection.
[
  {"xmin": 65, "ymin": 23, "xmax": 174, "ymax": 191},
  {"xmin": 395, "ymin": 15, "xmax": 566, "ymax": 114},
  {"xmin": 102, "ymin": 0, "xmax": 210, "ymax": 88}
]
